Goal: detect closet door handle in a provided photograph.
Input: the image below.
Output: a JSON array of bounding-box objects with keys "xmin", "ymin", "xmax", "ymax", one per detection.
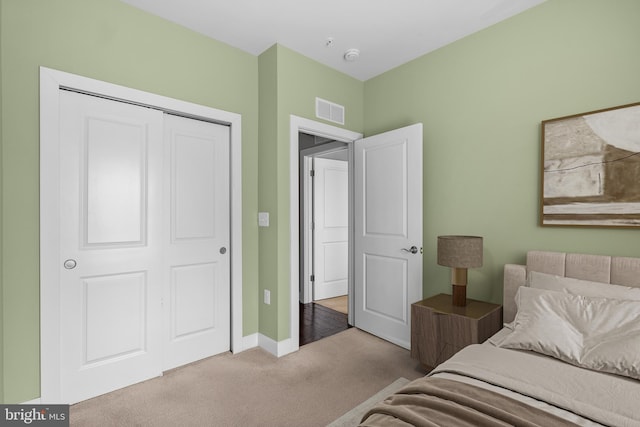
[
  {"xmin": 63, "ymin": 259, "xmax": 77, "ymax": 269},
  {"xmin": 402, "ymin": 246, "xmax": 419, "ymax": 254}
]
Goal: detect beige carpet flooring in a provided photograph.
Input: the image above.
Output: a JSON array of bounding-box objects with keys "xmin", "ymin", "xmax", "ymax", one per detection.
[
  {"xmin": 71, "ymin": 328, "xmax": 425, "ymax": 427},
  {"xmin": 314, "ymin": 295, "xmax": 348, "ymax": 314},
  {"xmin": 326, "ymin": 377, "xmax": 410, "ymax": 427}
]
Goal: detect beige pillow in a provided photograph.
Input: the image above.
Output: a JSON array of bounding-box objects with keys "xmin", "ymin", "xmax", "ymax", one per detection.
[
  {"xmin": 499, "ymin": 286, "xmax": 640, "ymax": 380},
  {"xmin": 527, "ymin": 271, "xmax": 640, "ymax": 301}
]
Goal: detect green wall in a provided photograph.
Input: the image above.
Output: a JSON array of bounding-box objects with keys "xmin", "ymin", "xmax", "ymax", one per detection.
[
  {"xmin": 0, "ymin": 0, "xmax": 259, "ymax": 403},
  {"xmin": 3, "ymin": 0, "xmax": 638, "ymax": 406},
  {"xmin": 258, "ymin": 45, "xmax": 363, "ymax": 340},
  {"xmin": 364, "ymin": 0, "xmax": 640, "ymax": 303},
  {"xmin": 257, "ymin": 45, "xmax": 280, "ymax": 339}
]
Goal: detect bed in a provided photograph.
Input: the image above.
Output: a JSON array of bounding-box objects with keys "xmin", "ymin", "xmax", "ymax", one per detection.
[{"xmin": 360, "ymin": 250, "xmax": 640, "ymax": 427}]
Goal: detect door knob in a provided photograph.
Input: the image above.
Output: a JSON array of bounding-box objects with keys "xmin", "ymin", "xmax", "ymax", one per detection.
[
  {"xmin": 402, "ymin": 246, "xmax": 419, "ymax": 254},
  {"xmin": 219, "ymin": 247, "xmax": 227, "ymax": 254},
  {"xmin": 63, "ymin": 259, "xmax": 77, "ymax": 269}
]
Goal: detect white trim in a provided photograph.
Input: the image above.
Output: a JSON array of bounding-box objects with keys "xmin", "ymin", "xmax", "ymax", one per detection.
[
  {"xmin": 289, "ymin": 115, "xmax": 362, "ymax": 354},
  {"xmin": 258, "ymin": 334, "xmax": 295, "ymax": 357},
  {"xmin": 21, "ymin": 398, "xmax": 42, "ymax": 405},
  {"xmin": 241, "ymin": 333, "xmax": 259, "ymax": 350},
  {"xmin": 39, "ymin": 67, "xmax": 244, "ymax": 403},
  {"xmin": 302, "ymin": 156, "xmax": 313, "ymax": 304}
]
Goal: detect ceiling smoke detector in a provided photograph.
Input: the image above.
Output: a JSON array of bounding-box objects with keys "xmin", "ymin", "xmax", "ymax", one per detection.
[{"xmin": 343, "ymin": 48, "xmax": 360, "ymax": 62}]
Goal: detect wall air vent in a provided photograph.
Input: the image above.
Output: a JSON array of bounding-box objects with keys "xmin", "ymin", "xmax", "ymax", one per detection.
[{"xmin": 315, "ymin": 97, "xmax": 345, "ymax": 125}]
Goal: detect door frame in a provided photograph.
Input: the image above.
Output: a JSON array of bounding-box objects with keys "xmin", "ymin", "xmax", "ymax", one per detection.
[
  {"xmin": 288, "ymin": 115, "xmax": 361, "ymax": 355},
  {"xmin": 39, "ymin": 67, "xmax": 244, "ymax": 402}
]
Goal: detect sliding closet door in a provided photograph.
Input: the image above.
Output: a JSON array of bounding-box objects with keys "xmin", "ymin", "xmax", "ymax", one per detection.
[
  {"xmin": 57, "ymin": 91, "xmax": 231, "ymax": 403},
  {"xmin": 58, "ymin": 90, "xmax": 165, "ymax": 403},
  {"xmin": 162, "ymin": 114, "xmax": 230, "ymax": 370}
]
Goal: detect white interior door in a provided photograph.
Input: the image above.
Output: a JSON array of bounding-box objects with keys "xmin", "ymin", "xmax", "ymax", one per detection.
[
  {"xmin": 353, "ymin": 123, "xmax": 423, "ymax": 349},
  {"xmin": 163, "ymin": 114, "xmax": 230, "ymax": 370},
  {"xmin": 59, "ymin": 90, "xmax": 164, "ymax": 403},
  {"xmin": 313, "ymin": 157, "xmax": 348, "ymax": 301}
]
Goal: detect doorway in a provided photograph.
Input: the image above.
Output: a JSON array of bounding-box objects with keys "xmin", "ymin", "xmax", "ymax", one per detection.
[
  {"xmin": 299, "ymin": 134, "xmax": 350, "ymax": 345},
  {"xmin": 287, "ymin": 116, "xmax": 362, "ymax": 355},
  {"xmin": 289, "ymin": 116, "xmax": 423, "ymax": 355}
]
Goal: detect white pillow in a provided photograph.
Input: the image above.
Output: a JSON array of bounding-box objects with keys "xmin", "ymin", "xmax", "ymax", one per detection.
[
  {"xmin": 527, "ymin": 270, "xmax": 640, "ymax": 301},
  {"xmin": 498, "ymin": 286, "xmax": 640, "ymax": 380}
]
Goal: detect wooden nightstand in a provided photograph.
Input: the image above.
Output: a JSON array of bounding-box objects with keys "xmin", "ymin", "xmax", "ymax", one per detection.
[{"xmin": 411, "ymin": 293, "xmax": 502, "ymax": 369}]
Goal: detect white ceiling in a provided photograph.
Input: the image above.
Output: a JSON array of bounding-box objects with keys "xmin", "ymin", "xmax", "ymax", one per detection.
[{"xmin": 120, "ymin": 0, "xmax": 546, "ymax": 81}]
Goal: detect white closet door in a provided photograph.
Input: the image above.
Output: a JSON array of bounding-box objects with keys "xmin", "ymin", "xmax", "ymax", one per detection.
[
  {"xmin": 313, "ymin": 157, "xmax": 349, "ymax": 301},
  {"xmin": 57, "ymin": 91, "xmax": 231, "ymax": 403},
  {"xmin": 59, "ymin": 90, "xmax": 164, "ymax": 403},
  {"xmin": 163, "ymin": 114, "xmax": 230, "ymax": 370}
]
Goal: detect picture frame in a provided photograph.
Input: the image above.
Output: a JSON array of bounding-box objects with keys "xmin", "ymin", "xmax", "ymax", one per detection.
[{"xmin": 541, "ymin": 102, "xmax": 640, "ymax": 228}]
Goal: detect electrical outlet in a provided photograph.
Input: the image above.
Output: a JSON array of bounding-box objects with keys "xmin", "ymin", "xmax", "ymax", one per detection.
[{"xmin": 264, "ymin": 289, "xmax": 271, "ymax": 305}]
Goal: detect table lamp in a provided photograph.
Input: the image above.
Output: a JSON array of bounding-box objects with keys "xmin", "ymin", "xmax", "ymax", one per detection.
[{"xmin": 437, "ymin": 235, "xmax": 483, "ymax": 306}]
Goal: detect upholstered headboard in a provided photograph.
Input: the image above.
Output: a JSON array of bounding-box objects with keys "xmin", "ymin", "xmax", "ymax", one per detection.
[{"xmin": 503, "ymin": 251, "xmax": 640, "ymax": 323}]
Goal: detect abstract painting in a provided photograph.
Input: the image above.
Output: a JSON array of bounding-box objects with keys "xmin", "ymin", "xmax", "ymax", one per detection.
[{"xmin": 541, "ymin": 102, "xmax": 640, "ymax": 227}]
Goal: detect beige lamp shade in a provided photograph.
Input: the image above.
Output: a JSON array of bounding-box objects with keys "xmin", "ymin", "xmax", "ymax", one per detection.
[
  {"xmin": 437, "ymin": 235, "xmax": 483, "ymax": 268},
  {"xmin": 437, "ymin": 235, "xmax": 483, "ymax": 307}
]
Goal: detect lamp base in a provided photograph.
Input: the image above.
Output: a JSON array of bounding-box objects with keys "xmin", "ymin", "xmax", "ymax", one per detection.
[
  {"xmin": 452, "ymin": 285, "xmax": 467, "ymax": 307},
  {"xmin": 450, "ymin": 267, "xmax": 468, "ymax": 306}
]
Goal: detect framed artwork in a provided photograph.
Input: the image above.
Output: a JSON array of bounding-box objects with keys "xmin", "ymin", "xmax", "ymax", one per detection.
[{"xmin": 541, "ymin": 102, "xmax": 640, "ymax": 228}]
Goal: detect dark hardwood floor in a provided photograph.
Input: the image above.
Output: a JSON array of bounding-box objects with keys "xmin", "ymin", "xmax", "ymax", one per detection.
[{"xmin": 299, "ymin": 302, "xmax": 350, "ymax": 346}]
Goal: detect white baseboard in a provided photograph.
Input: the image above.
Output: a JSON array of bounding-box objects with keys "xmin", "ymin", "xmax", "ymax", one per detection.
[
  {"xmin": 21, "ymin": 397, "xmax": 42, "ymax": 404},
  {"xmin": 258, "ymin": 334, "xmax": 296, "ymax": 357},
  {"xmin": 233, "ymin": 332, "xmax": 296, "ymax": 357},
  {"xmin": 236, "ymin": 333, "xmax": 258, "ymax": 353}
]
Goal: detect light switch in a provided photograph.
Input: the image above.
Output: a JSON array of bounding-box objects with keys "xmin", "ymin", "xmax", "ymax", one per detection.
[{"xmin": 258, "ymin": 212, "xmax": 270, "ymax": 227}]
